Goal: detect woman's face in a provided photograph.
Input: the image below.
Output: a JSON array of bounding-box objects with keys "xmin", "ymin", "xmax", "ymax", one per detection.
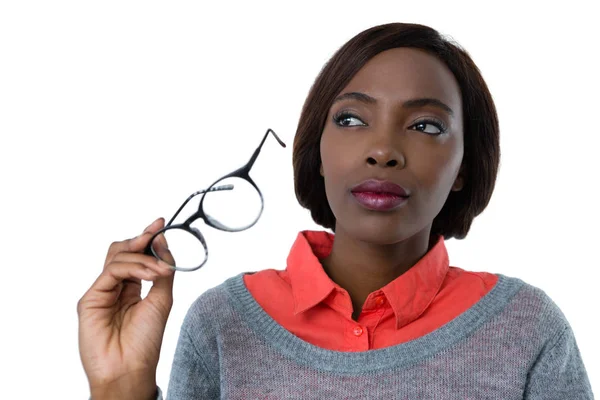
[{"xmin": 320, "ymin": 47, "xmax": 465, "ymax": 244}]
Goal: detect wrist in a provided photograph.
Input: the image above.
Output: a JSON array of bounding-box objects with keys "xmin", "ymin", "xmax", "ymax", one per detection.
[{"xmin": 90, "ymin": 371, "xmax": 157, "ymax": 400}]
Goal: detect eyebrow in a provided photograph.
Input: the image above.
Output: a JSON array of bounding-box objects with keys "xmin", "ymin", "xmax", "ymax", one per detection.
[{"xmin": 332, "ymin": 91, "xmax": 455, "ymax": 117}]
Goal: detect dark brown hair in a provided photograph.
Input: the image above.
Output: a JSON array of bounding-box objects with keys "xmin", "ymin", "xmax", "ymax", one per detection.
[{"xmin": 292, "ymin": 22, "xmax": 500, "ymax": 240}]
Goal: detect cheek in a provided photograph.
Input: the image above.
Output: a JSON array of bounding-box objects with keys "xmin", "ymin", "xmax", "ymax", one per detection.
[
  {"xmin": 320, "ymin": 131, "xmax": 357, "ymax": 207},
  {"xmin": 320, "ymin": 130, "xmax": 352, "ymax": 181},
  {"xmin": 412, "ymin": 143, "xmax": 463, "ymax": 196}
]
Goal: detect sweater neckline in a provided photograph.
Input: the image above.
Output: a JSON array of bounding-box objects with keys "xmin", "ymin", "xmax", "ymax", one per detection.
[{"xmin": 225, "ymin": 272, "xmax": 524, "ymax": 373}]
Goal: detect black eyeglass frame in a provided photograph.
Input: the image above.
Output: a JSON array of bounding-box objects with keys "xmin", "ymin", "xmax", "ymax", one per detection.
[{"xmin": 144, "ymin": 128, "xmax": 286, "ymax": 272}]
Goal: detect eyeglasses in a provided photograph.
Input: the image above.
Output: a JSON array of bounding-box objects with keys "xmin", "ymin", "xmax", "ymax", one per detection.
[{"xmin": 144, "ymin": 128, "xmax": 286, "ymax": 272}]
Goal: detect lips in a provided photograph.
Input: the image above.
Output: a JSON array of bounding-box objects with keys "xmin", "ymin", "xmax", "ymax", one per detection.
[
  {"xmin": 350, "ymin": 179, "xmax": 409, "ymax": 211},
  {"xmin": 351, "ymin": 179, "xmax": 408, "ymax": 197}
]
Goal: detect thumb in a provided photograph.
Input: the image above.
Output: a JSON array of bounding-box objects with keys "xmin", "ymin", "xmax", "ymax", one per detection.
[
  {"xmin": 146, "ymin": 234, "xmax": 175, "ymax": 315},
  {"xmin": 154, "ymin": 232, "xmax": 174, "ymax": 265},
  {"xmin": 129, "ymin": 218, "xmax": 166, "ymax": 253},
  {"xmin": 146, "ymin": 261, "xmax": 175, "ymax": 319}
]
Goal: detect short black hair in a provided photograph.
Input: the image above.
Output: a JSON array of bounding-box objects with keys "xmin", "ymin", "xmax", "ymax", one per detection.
[{"xmin": 292, "ymin": 22, "xmax": 500, "ymax": 240}]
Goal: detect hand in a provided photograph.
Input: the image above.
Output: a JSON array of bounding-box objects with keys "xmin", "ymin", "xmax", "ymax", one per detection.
[{"xmin": 78, "ymin": 218, "xmax": 175, "ymax": 400}]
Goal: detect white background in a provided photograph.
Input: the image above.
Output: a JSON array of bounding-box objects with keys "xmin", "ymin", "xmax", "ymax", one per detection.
[{"xmin": 1, "ymin": 1, "xmax": 598, "ymax": 398}]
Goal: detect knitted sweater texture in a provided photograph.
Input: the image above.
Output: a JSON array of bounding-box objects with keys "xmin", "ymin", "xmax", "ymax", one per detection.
[{"xmin": 159, "ymin": 272, "xmax": 593, "ymax": 399}]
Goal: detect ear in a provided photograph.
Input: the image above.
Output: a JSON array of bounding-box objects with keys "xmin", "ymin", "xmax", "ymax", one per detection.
[
  {"xmin": 319, "ymin": 163, "xmax": 324, "ymax": 177},
  {"xmin": 451, "ymin": 163, "xmax": 466, "ymax": 192}
]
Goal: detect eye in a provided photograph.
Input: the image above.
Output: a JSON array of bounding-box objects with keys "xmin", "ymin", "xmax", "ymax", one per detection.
[
  {"xmin": 409, "ymin": 119, "xmax": 447, "ymax": 135},
  {"xmin": 332, "ymin": 111, "xmax": 366, "ymax": 127}
]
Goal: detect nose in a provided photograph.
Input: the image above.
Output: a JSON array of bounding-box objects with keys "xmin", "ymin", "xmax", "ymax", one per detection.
[{"xmin": 365, "ymin": 135, "xmax": 405, "ymax": 168}]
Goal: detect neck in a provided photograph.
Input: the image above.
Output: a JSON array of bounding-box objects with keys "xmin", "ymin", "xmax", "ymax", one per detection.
[{"xmin": 320, "ymin": 227, "xmax": 435, "ymax": 320}]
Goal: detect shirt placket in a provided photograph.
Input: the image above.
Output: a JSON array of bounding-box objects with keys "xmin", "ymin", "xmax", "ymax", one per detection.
[
  {"xmin": 345, "ymin": 319, "xmax": 369, "ymax": 351},
  {"xmin": 346, "ymin": 293, "xmax": 388, "ymax": 351}
]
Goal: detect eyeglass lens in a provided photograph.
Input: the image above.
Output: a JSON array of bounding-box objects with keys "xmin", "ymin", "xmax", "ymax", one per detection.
[
  {"xmin": 150, "ymin": 227, "xmax": 207, "ymax": 271},
  {"xmin": 202, "ymin": 176, "xmax": 262, "ymax": 232}
]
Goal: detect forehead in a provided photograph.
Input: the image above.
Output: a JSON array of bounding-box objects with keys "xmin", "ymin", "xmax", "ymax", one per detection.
[{"xmin": 338, "ymin": 47, "xmax": 462, "ymax": 111}]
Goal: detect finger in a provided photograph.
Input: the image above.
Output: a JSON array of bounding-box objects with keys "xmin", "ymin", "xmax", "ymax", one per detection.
[
  {"xmin": 111, "ymin": 252, "xmax": 162, "ymax": 273},
  {"xmin": 94, "ymin": 262, "xmax": 159, "ymax": 295},
  {"xmin": 105, "ymin": 218, "xmax": 165, "ymax": 264},
  {"xmin": 119, "ymin": 260, "xmax": 175, "ymax": 302},
  {"xmin": 156, "ymin": 231, "xmax": 168, "ymax": 250},
  {"xmin": 146, "ymin": 262, "xmax": 175, "ymax": 318},
  {"xmin": 145, "ymin": 233, "xmax": 175, "ymax": 314},
  {"xmin": 78, "ymin": 261, "xmax": 160, "ymax": 316},
  {"xmin": 142, "ymin": 217, "xmax": 164, "ymax": 234},
  {"xmin": 111, "ymin": 250, "xmax": 175, "ymax": 281},
  {"xmin": 119, "ymin": 276, "xmax": 143, "ymax": 300},
  {"xmin": 154, "ymin": 233, "xmax": 175, "ymax": 266},
  {"xmin": 111, "ymin": 249, "xmax": 175, "ymax": 282}
]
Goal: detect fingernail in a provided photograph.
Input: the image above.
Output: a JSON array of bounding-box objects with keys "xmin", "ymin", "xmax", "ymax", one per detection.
[{"xmin": 158, "ymin": 259, "xmax": 175, "ymax": 271}]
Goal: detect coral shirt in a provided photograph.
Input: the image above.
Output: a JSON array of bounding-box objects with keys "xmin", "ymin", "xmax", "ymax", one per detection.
[{"xmin": 243, "ymin": 230, "xmax": 498, "ymax": 352}]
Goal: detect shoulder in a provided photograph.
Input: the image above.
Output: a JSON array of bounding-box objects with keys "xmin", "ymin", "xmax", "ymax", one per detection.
[
  {"xmin": 174, "ymin": 272, "xmax": 252, "ymax": 365},
  {"xmin": 181, "ymin": 273, "xmax": 245, "ymax": 331},
  {"xmin": 181, "ymin": 270, "xmax": 275, "ymax": 334},
  {"xmin": 494, "ymin": 273, "xmax": 571, "ymax": 342},
  {"xmin": 448, "ymin": 267, "xmax": 570, "ymax": 334}
]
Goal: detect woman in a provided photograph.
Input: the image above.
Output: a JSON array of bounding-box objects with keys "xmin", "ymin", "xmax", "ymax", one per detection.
[{"xmin": 77, "ymin": 22, "xmax": 593, "ymax": 399}]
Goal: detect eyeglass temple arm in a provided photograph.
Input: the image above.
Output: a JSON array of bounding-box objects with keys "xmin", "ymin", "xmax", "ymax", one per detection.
[
  {"xmin": 245, "ymin": 129, "xmax": 286, "ymax": 171},
  {"xmin": 165, "ymin": 129, "xmax": 284, "ymax": 227},
  {"xmin": 166, "ymin": 185, "xmax": 234, "ymax": 226}
]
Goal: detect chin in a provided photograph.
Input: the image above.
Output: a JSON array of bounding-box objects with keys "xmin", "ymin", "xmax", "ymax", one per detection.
[{"xmin": 336, "ymin": 213, "xmax": 419, "ymax": 245}]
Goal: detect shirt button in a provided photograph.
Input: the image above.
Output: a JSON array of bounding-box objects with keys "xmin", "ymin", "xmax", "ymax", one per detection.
[
  {"xmin": 353, "ymin": 326, "xmax": 363, "ymax": 336},
  {"xmin": 375, "ymin": 296, "xmax": 385, "ymax": 307}
]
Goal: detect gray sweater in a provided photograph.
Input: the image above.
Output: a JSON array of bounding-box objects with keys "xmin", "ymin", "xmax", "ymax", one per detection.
[{"xmin": 158, "ymin": 272, "xmax": 593, "ymax": 399}]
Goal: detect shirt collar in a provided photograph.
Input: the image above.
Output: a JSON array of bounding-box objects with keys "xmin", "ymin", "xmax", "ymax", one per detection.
[
  {"xmin": 288, "ymin": 231, "xmax": 337, "ymax": 315},
  {"xmin": 287, "ymin": 230, "xmax": 449, "ymax": 330}
]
